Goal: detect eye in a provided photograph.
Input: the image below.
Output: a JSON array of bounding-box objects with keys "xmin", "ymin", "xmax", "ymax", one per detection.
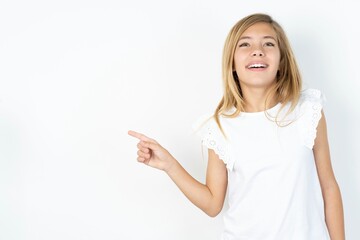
[
  {"xmin": 264, "ymin": 42, "xmax": 275, "ymax": 47},
  {"xmin": 239, "ymin": 42, "xmax": 250, "ymax": 47}
]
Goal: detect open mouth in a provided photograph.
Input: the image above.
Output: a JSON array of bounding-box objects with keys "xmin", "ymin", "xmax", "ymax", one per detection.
[{"xmin": 246, "ymin": 63, "xmax": 268, "ymax": 69}]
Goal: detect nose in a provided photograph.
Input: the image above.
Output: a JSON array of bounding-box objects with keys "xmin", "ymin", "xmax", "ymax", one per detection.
[
  {"xmin": 251, "ymin": 47, "xmax": 264, "ymax": 57},
  {"xmin": 252, "ymin": 50, "xmax": 264, "ymax": 57}
]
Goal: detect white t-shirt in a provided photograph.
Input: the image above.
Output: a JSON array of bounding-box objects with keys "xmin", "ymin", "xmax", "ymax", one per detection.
[{"xmin": 193, "ymin": 89, "xmax": 330, "ymax": 240}]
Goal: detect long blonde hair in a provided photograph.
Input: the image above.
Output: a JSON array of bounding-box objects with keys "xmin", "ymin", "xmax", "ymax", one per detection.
[{"xmin": 215, "ymin": 13, "xmax": 302, "ymax": 133}]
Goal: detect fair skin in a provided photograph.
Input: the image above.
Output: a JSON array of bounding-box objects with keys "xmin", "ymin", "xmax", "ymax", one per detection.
[
  {"xmin": 233, "ymin": 22, "xmax": 280, "ymax": 112},
  {"xmin": 129, "ymin": 22, "xmax": 345, "ymax": 239},
  {"xmin": 127, "ymin": 131, "xmax": 227, "ymax": 217},
  {"xmin": 314, "ymin": 113, "xmax": 345, "ymax": 239}
]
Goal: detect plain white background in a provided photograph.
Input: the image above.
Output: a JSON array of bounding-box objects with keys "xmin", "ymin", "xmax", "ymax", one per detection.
[{"xmin": 0, "ymin": 0, "xmax": 359, "ymax": 239}]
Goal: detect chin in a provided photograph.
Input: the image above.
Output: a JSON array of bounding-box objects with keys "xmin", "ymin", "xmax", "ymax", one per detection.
[{"xmin": 240, "ymin": 79, "xmax": 276, "ymax": 89}]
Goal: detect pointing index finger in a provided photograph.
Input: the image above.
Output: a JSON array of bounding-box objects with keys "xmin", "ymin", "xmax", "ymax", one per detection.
[{"xmin": 128, "ymin": 130, "xmax": 152, "ymax": 142}]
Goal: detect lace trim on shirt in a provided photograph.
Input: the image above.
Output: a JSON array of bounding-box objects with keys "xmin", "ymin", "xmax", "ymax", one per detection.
[
  {"xmin": 201, "ymin": 125, "xmax": 233, "ymax": 169},
  {"xmin": 300, "ymin": 89, "xmax": 325, "ymax": 149},
  {"xmin": 193, "ymin": 115, "xmax": 233, "ymax": 171}
]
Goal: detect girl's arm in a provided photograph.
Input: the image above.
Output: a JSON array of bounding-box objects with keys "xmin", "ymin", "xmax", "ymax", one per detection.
[
  {"xmin": 313, "ymin": 112, "xmax": 345, "ymax": 240},
  {"xmin": 128, "ymin": 130, "xmax": 228, "ymax": 217}
]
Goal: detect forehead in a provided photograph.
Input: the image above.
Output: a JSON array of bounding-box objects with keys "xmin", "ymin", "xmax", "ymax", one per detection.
[{"xmin": 240, "ymin": 22, "xmax": 277, "ymax": 39}]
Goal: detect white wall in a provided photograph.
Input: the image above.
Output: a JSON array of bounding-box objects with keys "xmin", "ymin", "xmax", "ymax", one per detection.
[{"xmin": 1, "ymin": 0, "xmax": 359, "ymax": 239}]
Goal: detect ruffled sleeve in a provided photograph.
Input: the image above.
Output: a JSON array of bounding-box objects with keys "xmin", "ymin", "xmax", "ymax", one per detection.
[
  {"xmin": 298, "ymin": 89, "xmax": 326, "ymax": 149},
  {"xmin": 192, "ymin": 114, "xmax": 233, "ymax": 171}
]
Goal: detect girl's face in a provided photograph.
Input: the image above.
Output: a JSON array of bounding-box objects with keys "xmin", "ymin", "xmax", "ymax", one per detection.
[{"xmin": 233, "ymin": 22, "xmax": 280, "ymax": 91}]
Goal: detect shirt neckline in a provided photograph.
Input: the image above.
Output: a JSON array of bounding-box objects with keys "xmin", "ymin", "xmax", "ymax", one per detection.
[{"xmin": 240, "ymin": 102, "xmax": 282, "ymax": 116}]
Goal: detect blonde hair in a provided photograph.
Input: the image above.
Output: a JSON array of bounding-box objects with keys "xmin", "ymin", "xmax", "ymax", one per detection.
[{"xmin": 215, "ymin": 13, "xmax": 302, "ymax": 133}]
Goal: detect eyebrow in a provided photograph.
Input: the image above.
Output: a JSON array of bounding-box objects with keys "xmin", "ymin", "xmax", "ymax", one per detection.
[{"xmin": 239, "ymin": 36, "xmax": 277, "ymax": 41}]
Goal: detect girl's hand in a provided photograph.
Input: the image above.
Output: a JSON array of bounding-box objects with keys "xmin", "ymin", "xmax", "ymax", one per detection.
[{"xmin": 128, "ymin": 130, "xmax": 176, "ymax": 172}]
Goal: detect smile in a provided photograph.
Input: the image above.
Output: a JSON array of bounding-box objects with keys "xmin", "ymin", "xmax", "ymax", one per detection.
[{"xmin": 246, "ymin": 63, "xmax": 268, "ymax": 69}]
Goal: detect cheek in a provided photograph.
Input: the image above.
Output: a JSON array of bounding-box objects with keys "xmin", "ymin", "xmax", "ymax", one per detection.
[{"xmin": 233, "ymin": 53, "xmax": 247, "ymax": 69}]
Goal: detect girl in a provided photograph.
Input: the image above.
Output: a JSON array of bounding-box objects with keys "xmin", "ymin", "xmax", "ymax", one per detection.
[{"xmin": 128, "ymin": 13, "xmax": 345, "ymax": 240}]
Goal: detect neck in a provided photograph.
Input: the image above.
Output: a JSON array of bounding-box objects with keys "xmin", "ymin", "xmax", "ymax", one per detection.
[{"xmin": 242, "ymin": 88, "xmax": 278, "ymax": 112}]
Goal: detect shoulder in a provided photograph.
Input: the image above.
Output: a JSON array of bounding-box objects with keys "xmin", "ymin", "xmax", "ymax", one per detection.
[
  {"xmin": 192, "ymin": 113, "xmax": 216, "ymax": 134},
  {"xmin": 299, "ymin": 88, "xmax": 326, "ymax": 106},
  {"xmin": 192, "ymin": 111, "xmax": 234, "ymax": 134}
]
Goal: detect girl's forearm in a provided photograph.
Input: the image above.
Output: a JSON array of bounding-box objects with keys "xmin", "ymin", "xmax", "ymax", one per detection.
[
  {"xmin": 165, "ymin": 159, "xmax": 219, "ymax": 217},
  {"xmin": 324, "ymin": 182, "xmax": 345, "ymax": 240}
]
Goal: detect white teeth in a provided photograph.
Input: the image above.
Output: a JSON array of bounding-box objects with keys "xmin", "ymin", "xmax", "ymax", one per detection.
[{"xmin": 248, "ymin": 63, "xmax": 267, "ymax": 68}]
